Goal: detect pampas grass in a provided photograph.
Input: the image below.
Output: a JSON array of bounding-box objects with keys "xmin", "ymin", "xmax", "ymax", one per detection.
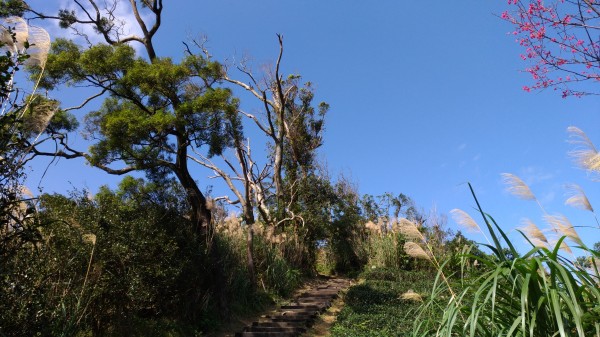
[
  {"xmin": 501, "ymin": 173, "xmax": 536, "ymax": 200},
  {"xmin": 568, "ymin": 126, "xmax": 600, "ymax": 172},
  {"xmin": 397, "ymin": 218, "xmax": 423, "ymax": 241},
  {"xmin": 24, "ymin": 97, "xmax": 59, "ymax": 134},
  {"xmin": 565, "ymin": 184, "xmax": 594, "ymax": 212},
  {"xmin": 400, "ymin": 289, "xmax": 423, "ymax": 302},
  {"xmin": 544, "ymin": 214, "xmax": 584, "ymax": 247},
  {"xmin": 450, "ymin": 208, "xmax": 481, "ymax": 233},
  {"xmin": 412, "ymin": 184, "xmax": 600, "ymax": 337},
  {"xmin": 24, "ymin": 26, "xmax": 51, "ymax": 67},
  {"xmin": 564, "ymin": 183, "xmax": 600, "ymax": 229},
  {"xmin": 520, "ymin": 218, "xmax": 548, "ymax": 244},
  {"xmin": 404, "ymin": 242, "xmax": 431, "ymax": 261},
  {"xmin": 450, "ymin": 208, "xmax": 492, "ymax": 246}
]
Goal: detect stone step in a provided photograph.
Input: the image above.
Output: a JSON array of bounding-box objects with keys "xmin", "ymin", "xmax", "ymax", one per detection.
[
  {"xmin": 235, "ymin": 332, "xmax": 298, "ymax": 337},
  {"xmin": 244, "ymin": 326, "xmax": 307, "ymax": 333},
  {"xmin": 233, "ymin": 278, "xmax": 350, "ymax": 337},
  {"xmin": 252, "ymin": 321, "xmax": 306, "ymax": 328}
]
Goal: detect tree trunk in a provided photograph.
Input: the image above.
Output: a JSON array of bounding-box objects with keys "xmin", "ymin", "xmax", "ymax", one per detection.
[
  {"xmin": 174, "ymin": 135, "xmax": 211, "ymax": 232},
  {"xmin": 237, "ymin": 145, "xmax": 257, "ymax": 288},
  {"xmin": 173, "ymin": 141, "xmax": 230, "ymax": 319},
  {"xmin": 245, "ymin": 221, "xmax": 256, "ymax": 289}
]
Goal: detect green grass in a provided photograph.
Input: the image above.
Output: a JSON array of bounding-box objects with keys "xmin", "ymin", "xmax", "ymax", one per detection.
[{"xmin": 330, "ymin": 268, "xmax": 435, "ymax": 337}]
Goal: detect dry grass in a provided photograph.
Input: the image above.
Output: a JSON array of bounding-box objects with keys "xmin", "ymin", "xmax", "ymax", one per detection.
[
  {"xmin": 564, "ymin": 184, "xmax": 594, "ymax": 212},
  {"xmin": 501, "ymin": 173, "xmax": 536, "ymax": 200},
  {"xmin": 400, "ymin": 289, "xmax": 423, "ymax": 302},
  {"xmin": 544, "ymin": 214, "xmax": 584, "ymax": 247},
  {"xmin": 568, "ymin": 126, "xmax": 600, "ymax": 172},
  {"xmin": 404, "ymin": 242, "xmax": 431, "ymax": 261}
]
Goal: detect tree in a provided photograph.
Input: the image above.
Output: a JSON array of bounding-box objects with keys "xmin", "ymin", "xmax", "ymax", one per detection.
[
  {"xmin": 503, "ymin": 0, "xmax": 600, "ymax": 97},
  {"xmin": 17, "ymin": 2, "xmax": 243, "ymax": 317},
  {"xmin": 24, "ymin": 1, "xmax": 239, "ymax": 234},
  {"xmin": 223, "ymin": 35, "xmax": 328, "ymax": 221},
  {"xmin": 190, "ymin": 35, "xmax": 330, "ymax": 278}
]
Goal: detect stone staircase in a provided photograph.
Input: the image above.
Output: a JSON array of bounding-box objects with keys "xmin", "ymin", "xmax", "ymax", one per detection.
[{"xmin": 234, "ymin": 278, "xmax": 350, "ymax": 337}]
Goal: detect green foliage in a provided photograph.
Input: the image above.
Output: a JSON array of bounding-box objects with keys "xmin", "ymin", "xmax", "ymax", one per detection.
[
  {"xmin": 0, "ymin": 0, "xmax": 27, "ymax": 18},
  {"xmin": 328, "ymin": 181, "xmax": 367, "ymax": 274},
  {"xmin": 252, "ymin": 234, "xmax": 302, "ymax": 297},
  {"xmin": 413, "ymin": 185, "xmax": 600, "ymax": 337},
  {"xmin": 0, "ymin": 177, "xmax": 280, "ymax": 336},
  {"xmin": 330, "ymin": 268, "xmax": 435, "ymax": 337},
  {"xmin": 366, "ymin": 233, "xmax": 415, "ymax": 271}
]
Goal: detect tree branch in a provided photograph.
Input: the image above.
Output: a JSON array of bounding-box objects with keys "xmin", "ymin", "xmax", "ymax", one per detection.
[{"xmin": 63, "ymin": 89, "xmax": 107, "ymax": 112}]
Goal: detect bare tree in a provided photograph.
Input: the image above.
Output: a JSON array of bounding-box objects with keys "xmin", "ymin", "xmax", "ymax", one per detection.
[{"xmin": 221, "ymin": 35, "xmax": 328, "ymax": 227}]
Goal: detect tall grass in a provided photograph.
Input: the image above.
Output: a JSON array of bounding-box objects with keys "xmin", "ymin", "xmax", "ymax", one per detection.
[{"xmin": 413, "ymin": 183, "xmax": 600, "ymax": 337}]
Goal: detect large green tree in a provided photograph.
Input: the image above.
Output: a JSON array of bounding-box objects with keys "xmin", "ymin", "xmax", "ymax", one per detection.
[{"xmin": 26, "ymin": 0, "xmax": 240, "ymax": 233}]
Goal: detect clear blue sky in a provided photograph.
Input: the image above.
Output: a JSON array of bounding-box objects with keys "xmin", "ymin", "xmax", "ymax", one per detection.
[{"xmin": 22, "ymin": 0, "xmax": 600, "ymax": 254}]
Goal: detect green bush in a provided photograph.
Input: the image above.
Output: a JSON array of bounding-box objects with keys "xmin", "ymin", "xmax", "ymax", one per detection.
[{"xmin": 0, "ymin": 177, "xmax": 287, "ymax": 336}]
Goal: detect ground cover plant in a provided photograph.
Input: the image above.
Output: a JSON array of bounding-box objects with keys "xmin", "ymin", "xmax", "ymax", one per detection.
[{"xmin": 329, "ymin": 268, "xmax": 436, "ymax": 337}]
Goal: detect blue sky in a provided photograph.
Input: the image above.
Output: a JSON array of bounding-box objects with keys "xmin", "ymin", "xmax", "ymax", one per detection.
[{"xmin": 20, "ymin": 0, "xmax": 600, "ymax": 253}]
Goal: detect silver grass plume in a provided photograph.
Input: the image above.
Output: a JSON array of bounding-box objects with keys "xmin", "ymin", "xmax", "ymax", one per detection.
[
  {"xmin": 0, "ymin": 17, "xmax": 28, "ymax": 49},
  {"xmin": 450, "ymin": 208, "xmax": 492, "ymax": 245},
  {"xmin": 520, "ymin": 218, "xmax": 548, "ymax": 244},
  {"xmin": 25, "ymin": 26, "xmax": 50, "ymax": 67},
  {"xmin": 398, "ymin": 218, "xmax": 423, "ymax": 241},
  {"xmin": 0, "ymin": 17, "xmax": 50, "ymax": 64},
  {"xmin": 400, "ymin": 289, "xmax": 423, "ymax": 302},
  {"xmin": 567, "ymin": 126, "xmax": 600, "ymax": 172},
  {"xmin": 450, "ymin": 209, "xmax": 481, "ymax": 233},
  {"xmin": 564, "ymin": 183, "xmax": 600, "ymax": 229},
  {"xmin": 564, "ymin": 184, "xmax": 593, "ymax": 212},
  {"xmin": 501, "ymin": 173, "xmax": 536, "ymax": 200},
  {"xmin": 544, "ymin": 214, "xmax": 584, "ymax": 247},
  {"xmin": 404, "ymin": 242, "xmax": 431, "ymax": 261},
  {"xmin": 24, "ymin": 97, "xmax": 59, "ymax": 134},
  {"xmin": 552, "ymin": 239, "xmax": 573, "ymax": 255}
]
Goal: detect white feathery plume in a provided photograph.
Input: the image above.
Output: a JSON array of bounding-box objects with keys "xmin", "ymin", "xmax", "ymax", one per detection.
[
  {"xmin": 24, "ymin": 26, "xmax": 50, "ymax": 67},
  {"xmin": 400, "ymin": 289, "xmax": 423, "ymax": 302},
  {"xmin": 398, "ymin": 218, "xmax": 423, "ymax": 241},
  {"xmin": 567, "ymin": 126, "xmax": 600, "ymax": 172},
  {"xmin": 0, "ymin": 23, "xmax": 12, "ymax": 45},
  {"xmin": 544, "ymin": 214, "xmax": 583, "ymax": 247},
  {"xmin": 450, "ymin": 209, "xmax": 481, "ymax": 233},
  {"xmin": 82, "ymin": 233, "xmax": 97, "ymax": 245},
  {"xmin": 501, "ymin": 173, "xmax": 536, "ymax": 200},
  {"xmin": 564, "ymin": 184, "xmax": 594, "ymax": 212},
  {"xmin": 519, "ymin": 218, "xmax": 548, "ymax": 244},
  {"xmin": 558, "ymin": 239, "xmax": 573, "ymax": 255},
  {"xmin": 0, "ymin": 17, "xmax": 28, "ymax": 49},
  {"xmin": 404, "ymin": 242, "xmax": 431, "ymax": 261},
  {"xmin": 564, "ymin": 183, "xmax": 600, "ymax": 229},
  {"xmin": 529, "ymin": 238, "xmax": 548, "ymax": 249},
  {"xmin": 25, "ymin": 98, "xmax": 59, "ymax": 134},
  {"xmin": 450, "ymin": 208, "xmax": 492, "ymax": 246}
]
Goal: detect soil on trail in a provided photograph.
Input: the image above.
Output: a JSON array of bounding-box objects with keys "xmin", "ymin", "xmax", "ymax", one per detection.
[
  {"xmin": 213, "ymin": 276, "xmax": 351, "ymax": 337},
  {"xmin": 302, "ymin": 293, "xmax": 347, "ymax": 337}
]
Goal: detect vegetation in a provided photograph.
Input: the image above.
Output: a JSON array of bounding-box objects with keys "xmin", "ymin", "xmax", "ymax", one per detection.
[
  {"xmin": 3, "ymin": 1, "xmax": 600, "ymax": 337},
  {"xmin": 412, "ymin": 183, "xmax": 600, "ymax": 337},
  {"xmin": 330, "ymin": 268, "xmax": 435, "ymax": 337}
]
